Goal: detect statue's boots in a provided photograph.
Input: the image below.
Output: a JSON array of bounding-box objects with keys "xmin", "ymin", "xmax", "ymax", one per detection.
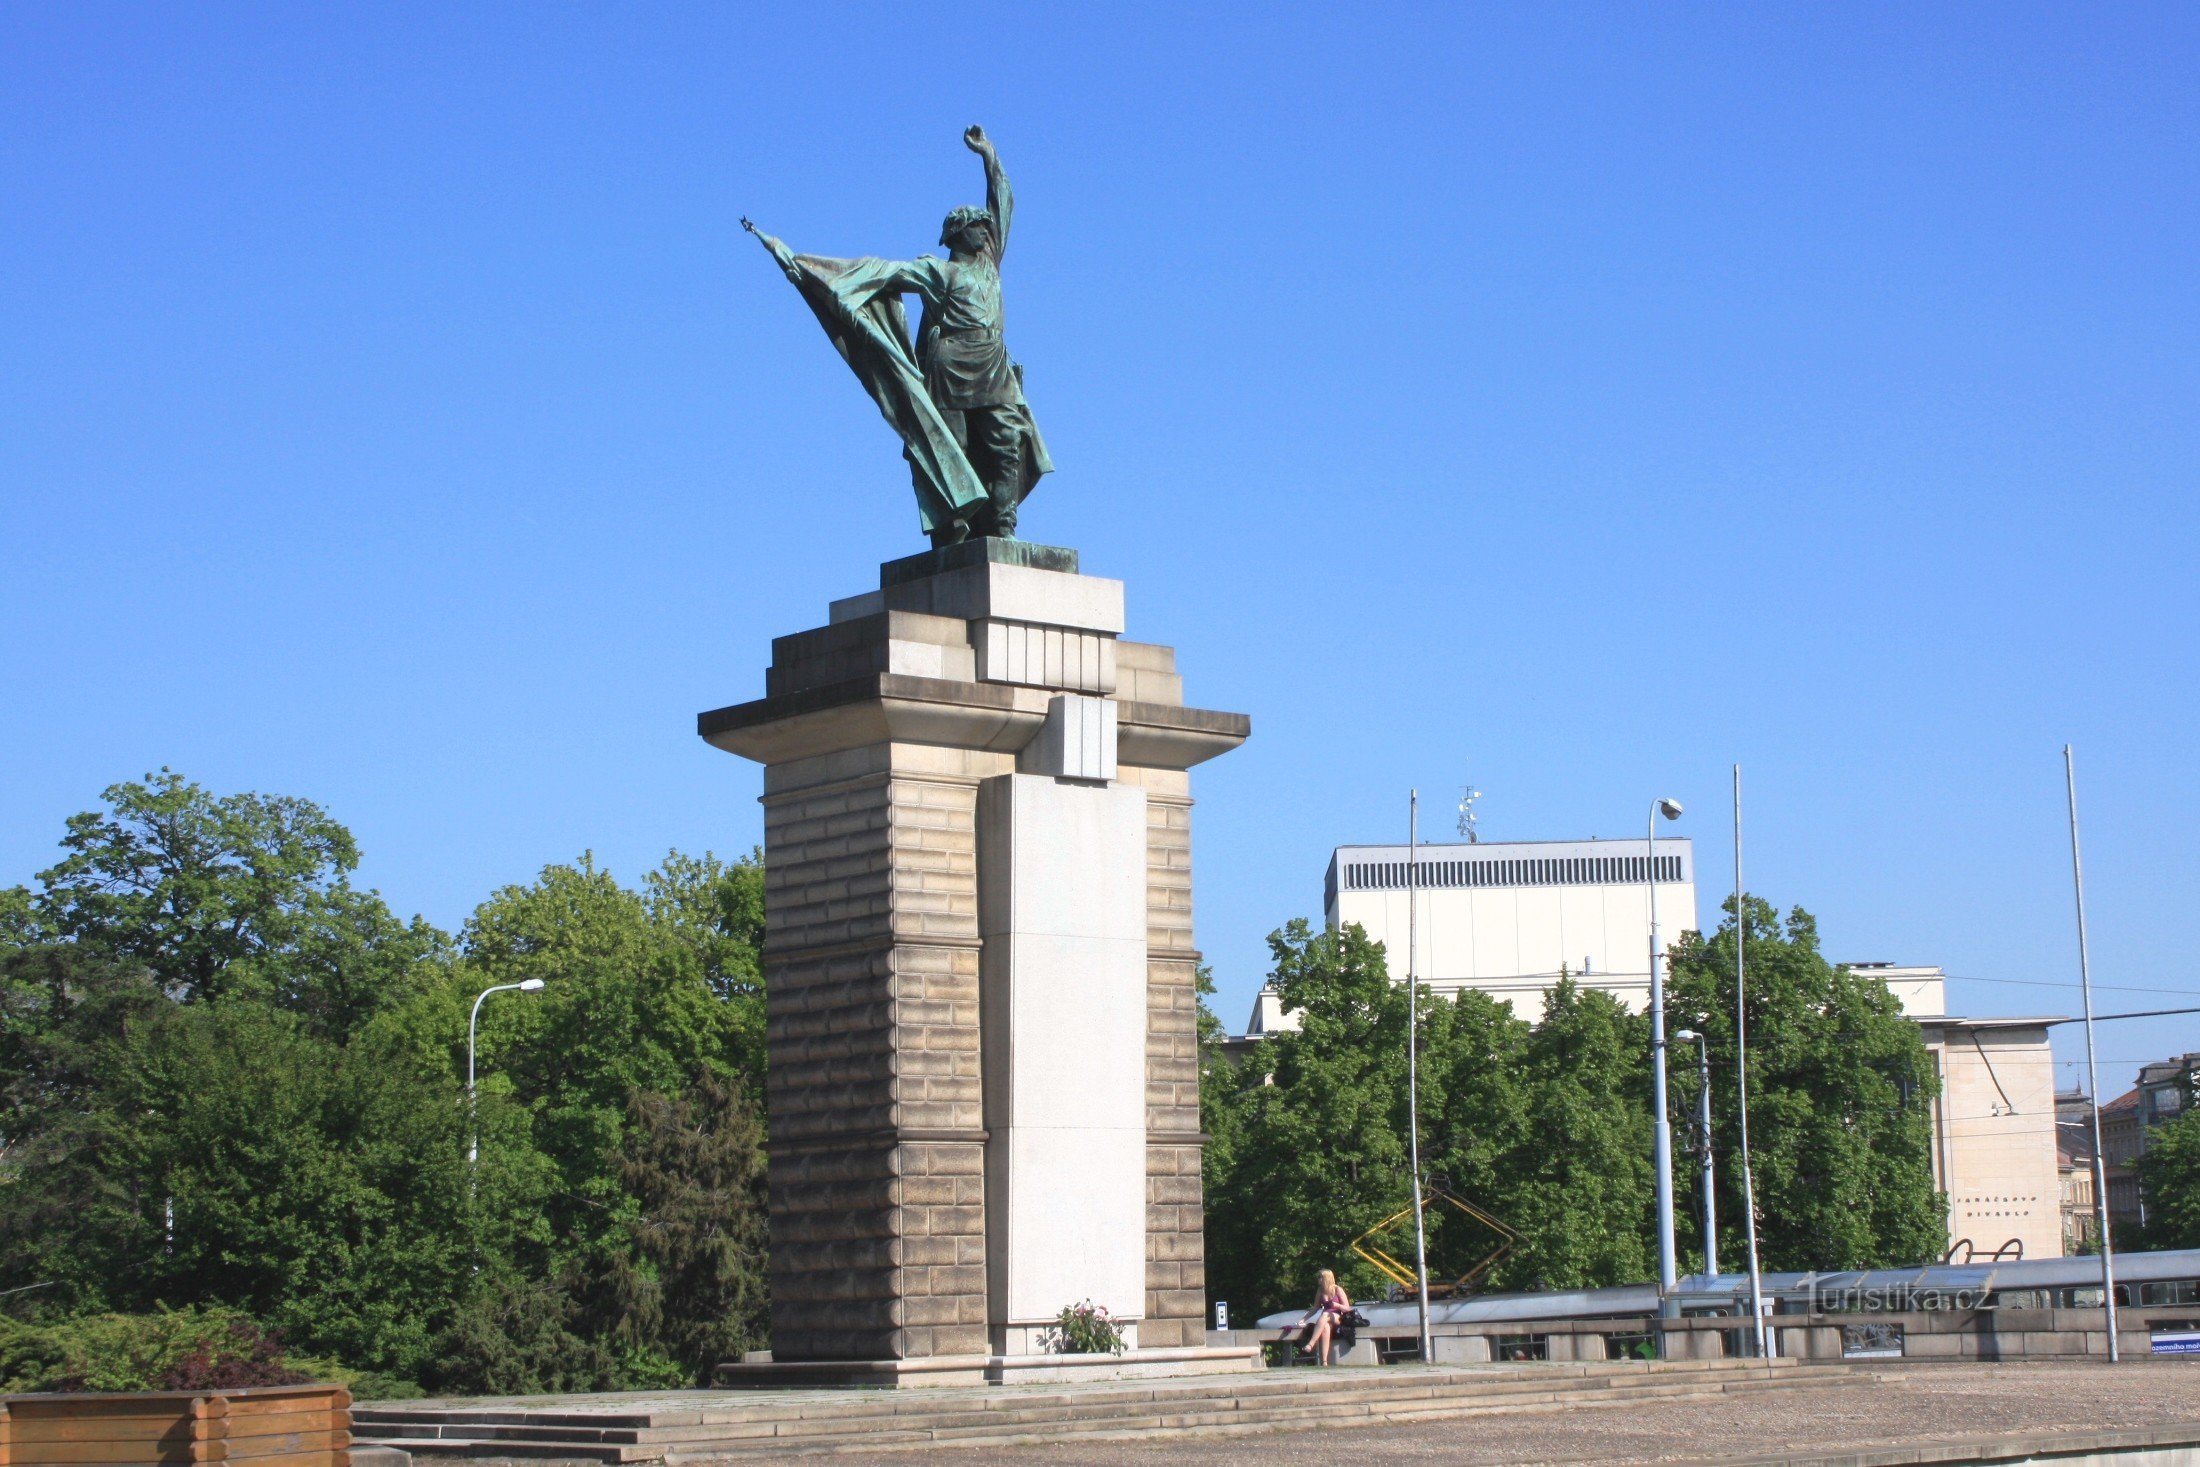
[
  {"xmin": 969, "ymin": 407, "xmax": 1023, "ymax": 539},
  {"xmin": 987, "ymin": 482, "xmax": 1018, "ymax": 539}
]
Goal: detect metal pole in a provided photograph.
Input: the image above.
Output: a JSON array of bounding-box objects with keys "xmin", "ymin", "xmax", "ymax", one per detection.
[
  {"xmin": 1407, "ymin": 791, "xmax": 1433, "ymax": 1365},
  {"xmin": 1649, "ymin": 805, "xmax": 1678, "ymax": 1319},
  {"xmin": 2065, "ymin": 745, "xmax": 2121, "ymax": 1363},
  {"xmin": 1695, "ymin": 1036, "xmax": 1718, "ymax": 1278},
  {"xmin": 1734, "ymin": 764, "xmax": 1769, "ymax": 1358}
]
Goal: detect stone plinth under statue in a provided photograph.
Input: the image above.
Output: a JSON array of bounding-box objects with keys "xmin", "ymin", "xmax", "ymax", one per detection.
[{"xmin": 698, "ymin": 540, "xmax": 1256, "ymax": 1386}]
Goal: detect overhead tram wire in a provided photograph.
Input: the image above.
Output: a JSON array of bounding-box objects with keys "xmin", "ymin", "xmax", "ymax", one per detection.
[{"xmin": 1939, "ymin": 974, "xmax": 2200, "ymax": 999}]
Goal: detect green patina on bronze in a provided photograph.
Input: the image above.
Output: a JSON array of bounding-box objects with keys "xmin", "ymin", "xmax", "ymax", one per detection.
[
  {"xmin": 743, "ymin": 127, "xmax": 1052, "ymax": 548},
  {"xmin": 877, "ymin": 537, "xmax": 1078, "ymax": 590}
]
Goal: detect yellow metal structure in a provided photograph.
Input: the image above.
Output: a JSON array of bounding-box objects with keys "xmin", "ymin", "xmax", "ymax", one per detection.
[{"xmin": 1350, "ymin": 1184, "xmax": 1520, "ymax": 1301}]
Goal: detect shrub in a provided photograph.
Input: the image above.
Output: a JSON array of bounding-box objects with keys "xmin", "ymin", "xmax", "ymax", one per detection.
[
  {"xmin": 1040, "ymin": 1301, "xmax": 1126, "ymax": 1357},
  {"xmin": 0, "ymin": 1308, "xmax": 305, "ymax": 1393},
  {"xmin": 424, "ymin": 1273, "xmax": 620, "ymax": 1396}
]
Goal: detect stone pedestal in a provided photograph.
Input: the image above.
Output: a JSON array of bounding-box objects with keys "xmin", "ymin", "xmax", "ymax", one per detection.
[{"xmin": 698, "ymin": 541, "xmax": 1251, "ymax": 1381}]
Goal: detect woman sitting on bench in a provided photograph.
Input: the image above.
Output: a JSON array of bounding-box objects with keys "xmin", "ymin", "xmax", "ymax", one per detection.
[{"xmin": 1295, "ymin": 1269, "xmax": 1353, "ymax": 1365}]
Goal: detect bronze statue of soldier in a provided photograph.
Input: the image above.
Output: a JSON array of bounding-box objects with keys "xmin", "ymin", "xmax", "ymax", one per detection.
[{"xmin": 744, "ymin": 126, "xmax": 1052, "ymax": 547}]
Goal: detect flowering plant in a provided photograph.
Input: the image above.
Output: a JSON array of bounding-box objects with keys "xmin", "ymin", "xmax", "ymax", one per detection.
[{"xmin": 1041, "ymin": 1300, "xmax": 1126, "ymax": 1356}]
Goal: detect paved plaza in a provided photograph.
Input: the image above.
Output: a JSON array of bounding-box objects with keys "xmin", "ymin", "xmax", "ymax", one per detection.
[{"xmin": 729, "ymin": 1361, "xmax": 2198, "ymax": 1466}]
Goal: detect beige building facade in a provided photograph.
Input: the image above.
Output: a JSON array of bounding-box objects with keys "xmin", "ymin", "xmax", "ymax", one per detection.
[{"xmin": 1856, "ymin": 964, "xmax": 2065, "ymax": 1262}]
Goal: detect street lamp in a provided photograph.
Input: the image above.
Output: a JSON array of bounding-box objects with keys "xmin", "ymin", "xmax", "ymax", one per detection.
[
  {"xmin": 468, "ymin": 979, "xmax": 546, "ymax": 1169},
  {"xmin": 1647, "ymin": 796, "xmax": 1684, "ymax": 1324},
  {"xmin": 1673, "ymin": 1029, "xmax": 1719, "ymax": 1279}
]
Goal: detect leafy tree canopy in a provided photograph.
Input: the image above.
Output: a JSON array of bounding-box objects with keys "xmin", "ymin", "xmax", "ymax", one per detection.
[
  {"xmin": 6, "ymin": 770, "xmax": 444, "ymax": 1038},
  {"xmin": 1661, "ymin": 896, "xmax": 1944, "ymax": 1271},
  {"xmin": 1202, "ymin": 896, "xmax": 1947, "ymax": 1318},
  {"xmin": 0, "ymin": 772, "xmax": 768, "ymax": 1394},
  {"xmin": 2135, "ymin": 1104, "xmax": 2200, "ymax": 1252}
]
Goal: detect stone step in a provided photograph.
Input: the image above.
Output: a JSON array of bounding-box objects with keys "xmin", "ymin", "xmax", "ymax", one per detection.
[
  {"xmin": 649, "ymin": 1369, "xmax": 1873, "ymax": 1459},
  {"xmin": 698, "ymin": 1354, "xmax": 1810, "ymax": 1407},
  {"xmin": 384, "ymin": 1438, "xmax": 647, "ymax": 1464},
  {"xmin": 616, "ymin": 1367, "xmax": 1824, "ymax": 1445},
  {"xmin": 361, "ymin": 1355, "xmax": 1822, "ymax": 1439},
  {"xmin": 360, "ymin": 1422, "xmax": 654, "ymax": 1446},
  {"xmin": 366, "ymin": 1362, "xmax": 1864, "ymax": 1462},
  {"xmin": 361, "ymin": 1411, "xmax": 667, "ymax": 1431}
]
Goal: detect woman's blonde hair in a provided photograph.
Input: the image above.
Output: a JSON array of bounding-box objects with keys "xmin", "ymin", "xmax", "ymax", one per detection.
[{"xmin": 1317, "ymin": 1269, "xmax": 1336, "ymax": 1289}]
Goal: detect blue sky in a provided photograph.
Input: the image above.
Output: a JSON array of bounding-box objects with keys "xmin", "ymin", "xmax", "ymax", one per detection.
[{"xmin": 4, "ymin": 4, "xmax": 2195, "ymax": 1099}]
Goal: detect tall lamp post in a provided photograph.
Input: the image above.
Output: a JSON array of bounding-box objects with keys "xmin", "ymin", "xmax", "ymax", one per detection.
[
  {"xmin": 1407, "ymin": 793, "xmax": 1436, "ymax": 1365},
  {"xmin": 1673, "ymin": 1029, "xmax": 1718, "ymax": 1278},
  {"xmin": 469, "ymin": 978, "xmax": 546, "ymax": 1170},
  {"xmin": 1647, "ymin": 796, "xmax": 1685, "ymax": 1327}
]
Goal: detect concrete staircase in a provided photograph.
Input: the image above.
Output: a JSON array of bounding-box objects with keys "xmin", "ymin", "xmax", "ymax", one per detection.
[{"xmin": 356, "ymin": 1356, "xmax": 1877, "ymax": 1462}]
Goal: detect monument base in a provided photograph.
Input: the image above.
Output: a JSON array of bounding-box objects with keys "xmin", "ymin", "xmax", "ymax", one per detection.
[
  {"xmin": 699, "ymin": 543, "xmax": 1249, "ymax": 1370},
  {"xmin": 714, "ymin": 1345, "xmax": 1264, "ymax": 1390}
]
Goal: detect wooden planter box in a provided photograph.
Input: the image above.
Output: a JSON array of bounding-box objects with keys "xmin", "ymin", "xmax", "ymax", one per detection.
[{"xmin": 0, "ymin": 1382, "xmax": 351, "ymax": 1466}]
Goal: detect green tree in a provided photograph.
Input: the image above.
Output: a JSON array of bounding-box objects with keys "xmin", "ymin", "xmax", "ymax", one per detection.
[
  {"xmin": 1664, "ymin": 896, "xmax": 1945, "ymax": 1271},
  {"xmin": 1202, "ymin": 921, "xmax": 1417, "ymax": 1317},
  {"xmin": 1194, "ymin": 961, "xmax": 1248, "ymax": 1301},
  {"xmin": 0, "ymin": 772, "xmax": 771, "ymax": 1395},
  {"xmin": 1494, "ymin": 980, "xmax": 1655, "ymax": 1289},
  {"xmin": 1420, "ymin": 989, "xmax": 1532, "ymax": 1286},
  {"xmin": 18, "ymin": 770, "xmax": 446, "ymax": 1038},
  {"xmin": 2135, "ymin": 1104, "xmax": 2200, "ymax": 1251},
  {"xmin": 0, "ymin": 945, "xmax": 170, "ymax": 1315},
  {"xmin": 453, "ymin": 854, "xmax": 763, "ymax": 1274},
  {"xmin": 1204, "ymin": 930, "xmax": 1666, "ymax": 1317},
  {"xmin": 1203, "ymin": 896, "xmax": 1945, "ymax": 1320},
  {"xmin": 603, "ymin": 1074, "xmax": 770, "ymax": 1382},
  {"xmin": 643, "ymin": 850, "xmax": 768, "ymax": 1099}
]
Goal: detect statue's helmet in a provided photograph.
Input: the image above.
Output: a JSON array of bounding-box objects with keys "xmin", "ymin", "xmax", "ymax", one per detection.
[{"xmin": 940, "ymin": 205, "xmax": 994, "ymax": 249}]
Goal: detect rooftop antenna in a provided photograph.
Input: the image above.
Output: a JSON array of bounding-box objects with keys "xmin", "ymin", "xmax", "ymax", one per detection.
[{"xmin": 1457, "ymin": 783, "xmax": 1482, "ymax": 843}]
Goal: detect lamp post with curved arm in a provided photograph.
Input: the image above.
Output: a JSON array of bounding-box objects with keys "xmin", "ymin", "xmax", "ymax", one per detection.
[{"xmin": 468, "ymin": 979, "xmax": 545, "ymax": 1171}]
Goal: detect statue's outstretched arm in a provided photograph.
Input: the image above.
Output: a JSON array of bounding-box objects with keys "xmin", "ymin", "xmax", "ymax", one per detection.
[
  {"xmin": 963, "ymin": 126, "xmax": 1011, "ymax": 260},
  {"xmin": 741, "ymin": 216, "xmax": 801, "ymax": 281}
]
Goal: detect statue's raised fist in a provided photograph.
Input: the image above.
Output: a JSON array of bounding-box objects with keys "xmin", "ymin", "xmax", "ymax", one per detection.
[{"xmin": 963, "ymin": 125, "xmax": 991, "ymax": 154}]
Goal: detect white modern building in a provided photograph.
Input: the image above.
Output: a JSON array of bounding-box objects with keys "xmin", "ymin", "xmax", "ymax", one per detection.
[{"xmin": 1245, "ymin": 837, "xmax": 1699, "ymax": 1032}]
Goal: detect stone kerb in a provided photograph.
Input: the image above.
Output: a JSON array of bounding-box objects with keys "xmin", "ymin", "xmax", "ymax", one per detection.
[{"xmin": 699, "ymin": 545, "xmax": 1248, "ymax": 1377}]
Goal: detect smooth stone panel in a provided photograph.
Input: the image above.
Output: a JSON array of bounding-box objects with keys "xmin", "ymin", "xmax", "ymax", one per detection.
[
  {"xmin": 883, "ymin": 562, "xmax": 1126, "ymax": 635},
  {"xmin": 982, "ymin": 934, "xmax": 1146, "ymax": 1131},
  {"xmin": 1432, "ymin": 1334, "xmax": 1493, "ymax": 1364},
  {"xmin": 990, "ymin": 1124, "xmax": 1148, "ymax": 1332},
  {"xmin": 978, "ymin": 774, "xmax": 1149, "ymax": 1346},
  {"xmin": 1025, "ymin": 693, "xmax": 1117, "ymax": 783}
]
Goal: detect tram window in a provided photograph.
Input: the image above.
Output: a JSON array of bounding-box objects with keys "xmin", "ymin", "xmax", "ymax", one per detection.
[{"xmin": 1494, "ymin": 1334, "xmax": 1549, "ymax": 1362}]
